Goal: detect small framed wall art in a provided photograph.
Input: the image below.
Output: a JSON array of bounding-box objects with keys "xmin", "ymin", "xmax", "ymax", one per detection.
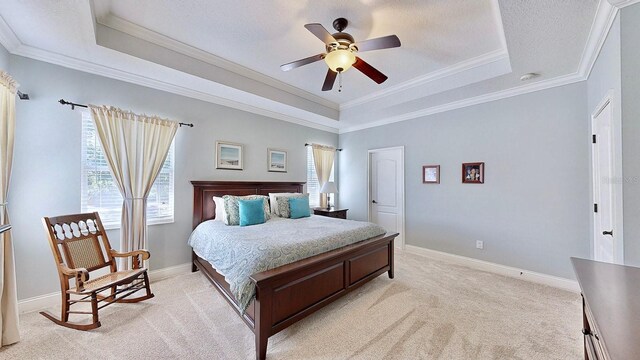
[
  {"xmin": 216, "ymin": 141, "xmax": 243, "ymax": 170},
  {"xmin": 462, "ymin": 162, "xmax": 484, "ymax": 183},
  {"xmin": 422, "ymin": 165, "xmax": 440, "ymax": 184},
  {"xmin": 268, "ymin": 148, "xmax": 287, "ymax": 172}
]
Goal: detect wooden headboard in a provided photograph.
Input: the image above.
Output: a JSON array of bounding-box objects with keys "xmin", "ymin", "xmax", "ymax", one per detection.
[{"xmin": 191, "ymin": 181, "xmax": 305, "ymax": 229}]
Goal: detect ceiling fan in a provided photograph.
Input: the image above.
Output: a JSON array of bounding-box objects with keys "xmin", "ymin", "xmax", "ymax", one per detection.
[{"xmin": 280, "ymin": 18, "xmax": 401, "ymax": 92}]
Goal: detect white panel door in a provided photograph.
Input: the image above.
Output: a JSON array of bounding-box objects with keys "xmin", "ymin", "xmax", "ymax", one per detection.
[
  {"xmin": 369, "ymin": 147, "xmax": 404, "ymax": 248},
  {"xmin": 592, "ymin": 99, "xmax": 616, "ymax": 263}
]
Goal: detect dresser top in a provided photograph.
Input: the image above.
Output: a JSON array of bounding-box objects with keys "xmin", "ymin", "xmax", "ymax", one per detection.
[{"xmin": 571, "ymin": 257, "xmax": 640, "ymax": 360}]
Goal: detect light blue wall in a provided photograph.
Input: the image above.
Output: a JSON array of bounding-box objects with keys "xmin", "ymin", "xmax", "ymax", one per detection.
[
  {"xmin": 339, "ymin": 83, "xmax": 591, "ymax": 279},
  {"xmin": 587, "ymin": 14, "xmax": 621, "ymax": 112},
  {"xmin": 8, "ymin": 55, "xmax": 337, "ymax": 300},
  {"xmin": 621, "ymin": 3, "xmax": 640, "ymax": 266},
  {"xmin": 0, "ymin": 43, "xmax": 8, "ymax": 71}
]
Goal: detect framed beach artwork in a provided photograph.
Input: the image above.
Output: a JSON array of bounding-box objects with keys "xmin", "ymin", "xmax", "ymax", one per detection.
[
  {"xmin": 268, "ymin": 149, "xmax": 287, "ymax": 172},
  {"xmin": 422, "ymin": 165, "xmax": 440, "ymax": 184},
  {"xmin": 216, "ymin": 141, "xmax": 243, "ymax": 170},
  {"xmin": 462, "ymin": 162, "xmax": 484, "ymax": 183}
]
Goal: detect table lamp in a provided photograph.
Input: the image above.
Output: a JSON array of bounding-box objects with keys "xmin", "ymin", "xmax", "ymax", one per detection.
[{"xmin": 320, "ymin": 181, "xmax": 338, "ymax": 210}]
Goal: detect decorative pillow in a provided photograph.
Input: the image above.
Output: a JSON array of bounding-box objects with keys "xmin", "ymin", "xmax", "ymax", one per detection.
[
  {"xmin": 268, "ymin": 193, "xmax": 300, "ymax": 215},
  {"xmin": 276, "ymin": 194, "xmax": 308, "ymax": 218},
  {"xmin": 223, "ymin": 195, "xmax": 270, "ymax": 225},
  {"xmin": 289, "ymin": 197, "xmax": 311, "ymax": 219},
  {"xmin": 212, "ymin": 196, "xmax": 227, "ymax": 222},
  {"xmin": 238, "ymin": 199, "xmax": 266, "ymax": 227}
]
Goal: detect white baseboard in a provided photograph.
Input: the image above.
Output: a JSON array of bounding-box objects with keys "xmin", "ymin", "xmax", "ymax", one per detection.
[
  {"xmin": 18, "ymin": 262, "xmax": 192, "ymax": 314},
  {"xmin": 403, "ymin": 245, "xmax": 580, "ymax": 293}
]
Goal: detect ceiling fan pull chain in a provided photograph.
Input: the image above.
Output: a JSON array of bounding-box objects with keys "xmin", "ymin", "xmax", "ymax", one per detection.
[{"xmin": 338, "ymin": 71, "xmax": 343, "ymax": 92}]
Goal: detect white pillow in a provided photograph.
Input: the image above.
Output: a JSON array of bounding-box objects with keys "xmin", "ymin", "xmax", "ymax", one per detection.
[
  {"xmin": 212, "ymin": 196, "xmax": 227, "ymax": 222},
  {"xmin": 269, "ymin": 193, "xmax": 300, "ymax": 215}
]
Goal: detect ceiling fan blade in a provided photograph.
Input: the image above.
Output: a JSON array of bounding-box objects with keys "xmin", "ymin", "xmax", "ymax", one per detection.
[
  {"xmin": 355, "ymin": 35, "xmax": 401, "ymax": 52},
  {"xmin": 322, "ymin": 69, "xmax": 338, "ymax": 91},
  {"xmin": 353, "ymin": 57, "xmax": 388, "ymax": 84},
  {"xmin": 304, "ymin": 23, "xmax": 337, "ymax": 45},
  {"xmin": 280, "ymin": 53, "xmax": 325, "ymax": 72}
]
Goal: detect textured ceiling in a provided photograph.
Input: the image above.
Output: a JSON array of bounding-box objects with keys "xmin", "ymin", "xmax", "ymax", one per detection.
[
  {"xmin": 0, "ymin": 0, "xmax": 601, "ymax": 131},
  {"xmin": 102, "ymin": 0, "xmax": 505, "ymax": 103}
]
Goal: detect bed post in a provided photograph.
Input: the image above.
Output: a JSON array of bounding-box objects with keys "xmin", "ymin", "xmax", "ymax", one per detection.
[
  {"xmin": 191, "ymin": 251, "xmax": 199, "ymax": 273},
  {"xmin": 388, "ymin": 238, "xmax": 395, "ymax": 279},
  {"xmin": 254, "ymin": 283, "xmax": 273, "ymax": 360}
]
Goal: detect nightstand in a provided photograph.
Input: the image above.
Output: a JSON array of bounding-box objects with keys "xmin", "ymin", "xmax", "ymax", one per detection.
[{"xmin": 313, "ymin": 207, "xmax": 348, "ymax": 219}]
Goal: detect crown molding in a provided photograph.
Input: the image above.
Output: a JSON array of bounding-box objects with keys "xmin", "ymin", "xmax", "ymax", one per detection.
[
  {"xmin": 11, "ymin": 44, "xmax": 339, "ymax": 134},
  {"xmin": 608, "ymin": 0, "xmax": 640, "ymax": 8},
  {"xmin": 97, "ymin": 14, "xmax": 339, "ymax": 111},
  {"xmin": 0, "ymin": 15, "xmax": 20, "ymax": 53},
  {"xmin": 338, "ymin": 0, "xmax": 618, "ymax": 134},
  {"xmin": 2, "ymin": 1, "xmax": 617, "ymax": 137},
  {"xmin": 579, "ymin": 0, "xmax": 618, "ymax": 78},
  {"xmin": 339, "ymin": 49, "xmax": 510, "ymax": 111},
  {"xmin": 339, "ymin": 72, "xmax": 584, "ymax": 134}
]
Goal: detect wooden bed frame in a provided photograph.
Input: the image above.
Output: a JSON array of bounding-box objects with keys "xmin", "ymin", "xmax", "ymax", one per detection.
[{"xmin": 190, "ymin": 181, "xmax": 397, "ymax": 360}]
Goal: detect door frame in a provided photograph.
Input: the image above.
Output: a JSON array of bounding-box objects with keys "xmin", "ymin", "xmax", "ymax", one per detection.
[
  {"xmin": 367, "ymin": 146, "xmax": 405, "ymax": 249},
  {"xmin": 591, "ymin": 90, "xmax": 624, "ymax": 263}
]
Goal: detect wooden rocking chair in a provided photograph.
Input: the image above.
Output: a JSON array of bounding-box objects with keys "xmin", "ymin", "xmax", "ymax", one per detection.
[{"xmin": 40, "ymin": 212, "xmax": 154, "ymax": 330}]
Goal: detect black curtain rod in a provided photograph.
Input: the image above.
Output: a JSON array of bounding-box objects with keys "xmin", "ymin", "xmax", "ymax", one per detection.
[
  {"xmin": 305, "ymin": 143, "xmax": 342, "ymax": 151},
  {"xmin": 58, "ymin": 99, "xmax": 194, "ymax": 127}
]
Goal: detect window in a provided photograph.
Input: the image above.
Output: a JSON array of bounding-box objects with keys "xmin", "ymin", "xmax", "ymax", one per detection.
[
  {"xmin": 306, "ymin": 146, "xmax": 334, "ymax": 208},
  {"xmin": 81, "ymin": 112, "xmax": 174, "ymax": 228}
]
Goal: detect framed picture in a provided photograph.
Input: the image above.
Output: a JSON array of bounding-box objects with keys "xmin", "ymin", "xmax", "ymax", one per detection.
[
  {"xmin": 216, "ymin": 141, "xmax": 243, "ymax": 170},
  {"xmin": 267, "ymin": 149, "xmax": 287, "ymax": 172},
  {"xmin": 422, "ymin": 165, "xmax": 440, "ymax": 184},
  {"xmin": 462, "ymin": 162, "xmax": 484, "ymax": 183}
]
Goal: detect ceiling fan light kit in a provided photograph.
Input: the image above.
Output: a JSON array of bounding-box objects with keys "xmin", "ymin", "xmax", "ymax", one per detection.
[
  {"xmin": 324, "ymin": 49, "xmax": 356, "ymax": 72},
  {"xmin": 280, "ymin": 17, "xmax": 401, "ymax": 92}
]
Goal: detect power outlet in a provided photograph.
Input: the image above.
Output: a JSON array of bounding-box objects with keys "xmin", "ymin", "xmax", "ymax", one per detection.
[{"xmin": 476, "ymin": 240, "xmax": 484, "ymax": 250}]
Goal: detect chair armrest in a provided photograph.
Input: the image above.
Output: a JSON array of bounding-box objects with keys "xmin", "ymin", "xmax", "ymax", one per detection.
[
  {"xmin": 110, "ymin": 249, "xmax": 150, "ymax": 269},
  {"xmin": 59, "ymin": 264, "xmax": 89, "ymax": 292},
  {"xmin": 110, "ymin": 249, "xmax": 151, "ymax": 260}
]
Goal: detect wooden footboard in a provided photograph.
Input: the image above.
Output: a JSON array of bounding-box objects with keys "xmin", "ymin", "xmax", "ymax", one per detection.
[{"xmin": 192, "ymin": 232, "xmax": 396, "ymax": 360}]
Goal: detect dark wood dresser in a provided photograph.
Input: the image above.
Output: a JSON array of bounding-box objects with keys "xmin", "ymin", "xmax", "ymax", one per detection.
[
  {"xmin": 313, "ymin": 207, "xmax": 348, "ymax": 219},
  {"xmin": 571, "ymin": 257, "xmax": 640, "ymax": 360}
]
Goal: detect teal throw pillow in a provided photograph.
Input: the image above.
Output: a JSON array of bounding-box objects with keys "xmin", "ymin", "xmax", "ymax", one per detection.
[
  {"xmin": 238, "ymin": 199, "xmax": 266, "ymax": 226},
  {"xmin": 289, "ymin": 197, "xmax": 311, "ymax": 219}
]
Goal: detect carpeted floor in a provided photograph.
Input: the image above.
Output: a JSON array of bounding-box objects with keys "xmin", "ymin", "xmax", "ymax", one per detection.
[{"xmin": 1, "ymin": 250, "xmax": 582, "ymax": 359}]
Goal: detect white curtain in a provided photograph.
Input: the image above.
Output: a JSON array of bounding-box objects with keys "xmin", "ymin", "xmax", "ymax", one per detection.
[
  {"xmin": 312, "ymin": 144, "xmax": 336, "ymax": 208},
  {"xmin": 0, "ymin": 71, "xmax": 19, "ymax": 346},
  {"xmin": 89, "ymin": 105, "xmax": 178, "ymax": 269}
]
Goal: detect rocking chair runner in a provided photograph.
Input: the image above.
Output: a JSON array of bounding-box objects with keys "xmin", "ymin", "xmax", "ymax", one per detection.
[{"xmin": 41, "ymin": 212, "xmax": 154, "ymax": 330}]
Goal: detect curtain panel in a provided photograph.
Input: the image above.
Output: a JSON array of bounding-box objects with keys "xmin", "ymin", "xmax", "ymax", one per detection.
[
  {"xmin": 311, "ymin": 144, "xmax": 336, "ymax": 208},
  {"xmin": 0, "ymin": 71, "xmax": 19, "ymax": 346},
  {"xmin": 89, "ymin": 105, "xmax": 178, "ymax": 269}
]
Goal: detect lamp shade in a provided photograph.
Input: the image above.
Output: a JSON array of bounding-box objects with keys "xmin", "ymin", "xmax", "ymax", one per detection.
[
  {"xmin": 324, "ymin": 50, "xmax": 356, "ymax": 72},
  {"xmin": 320, "ymin": 181, "xmax": 338, "ymax": 194}
]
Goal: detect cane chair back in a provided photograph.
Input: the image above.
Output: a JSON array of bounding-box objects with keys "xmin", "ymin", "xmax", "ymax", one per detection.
[{"xmin": 43, "ymin": 212, "xmax": 116, "ymax": 277}]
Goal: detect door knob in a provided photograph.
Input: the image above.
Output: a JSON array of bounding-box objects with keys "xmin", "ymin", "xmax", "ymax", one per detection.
[
  {"xmin": 603, "ymin": 230, "xmax": 613, "ymax": 236},
  {"xmin": 372, "ymin": 200, "xmax": 377, "ymax": 204}
]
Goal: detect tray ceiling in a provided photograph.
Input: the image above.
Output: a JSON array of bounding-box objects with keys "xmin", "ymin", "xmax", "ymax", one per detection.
[{"xmin": 0, "ymin": 0, "xmax": 604, "ymax": 132}]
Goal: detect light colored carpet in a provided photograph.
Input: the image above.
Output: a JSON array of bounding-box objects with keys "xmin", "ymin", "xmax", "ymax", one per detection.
[{"xmin": 1, "ymin": 250, "xmax": 582, "ymax": 359}]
